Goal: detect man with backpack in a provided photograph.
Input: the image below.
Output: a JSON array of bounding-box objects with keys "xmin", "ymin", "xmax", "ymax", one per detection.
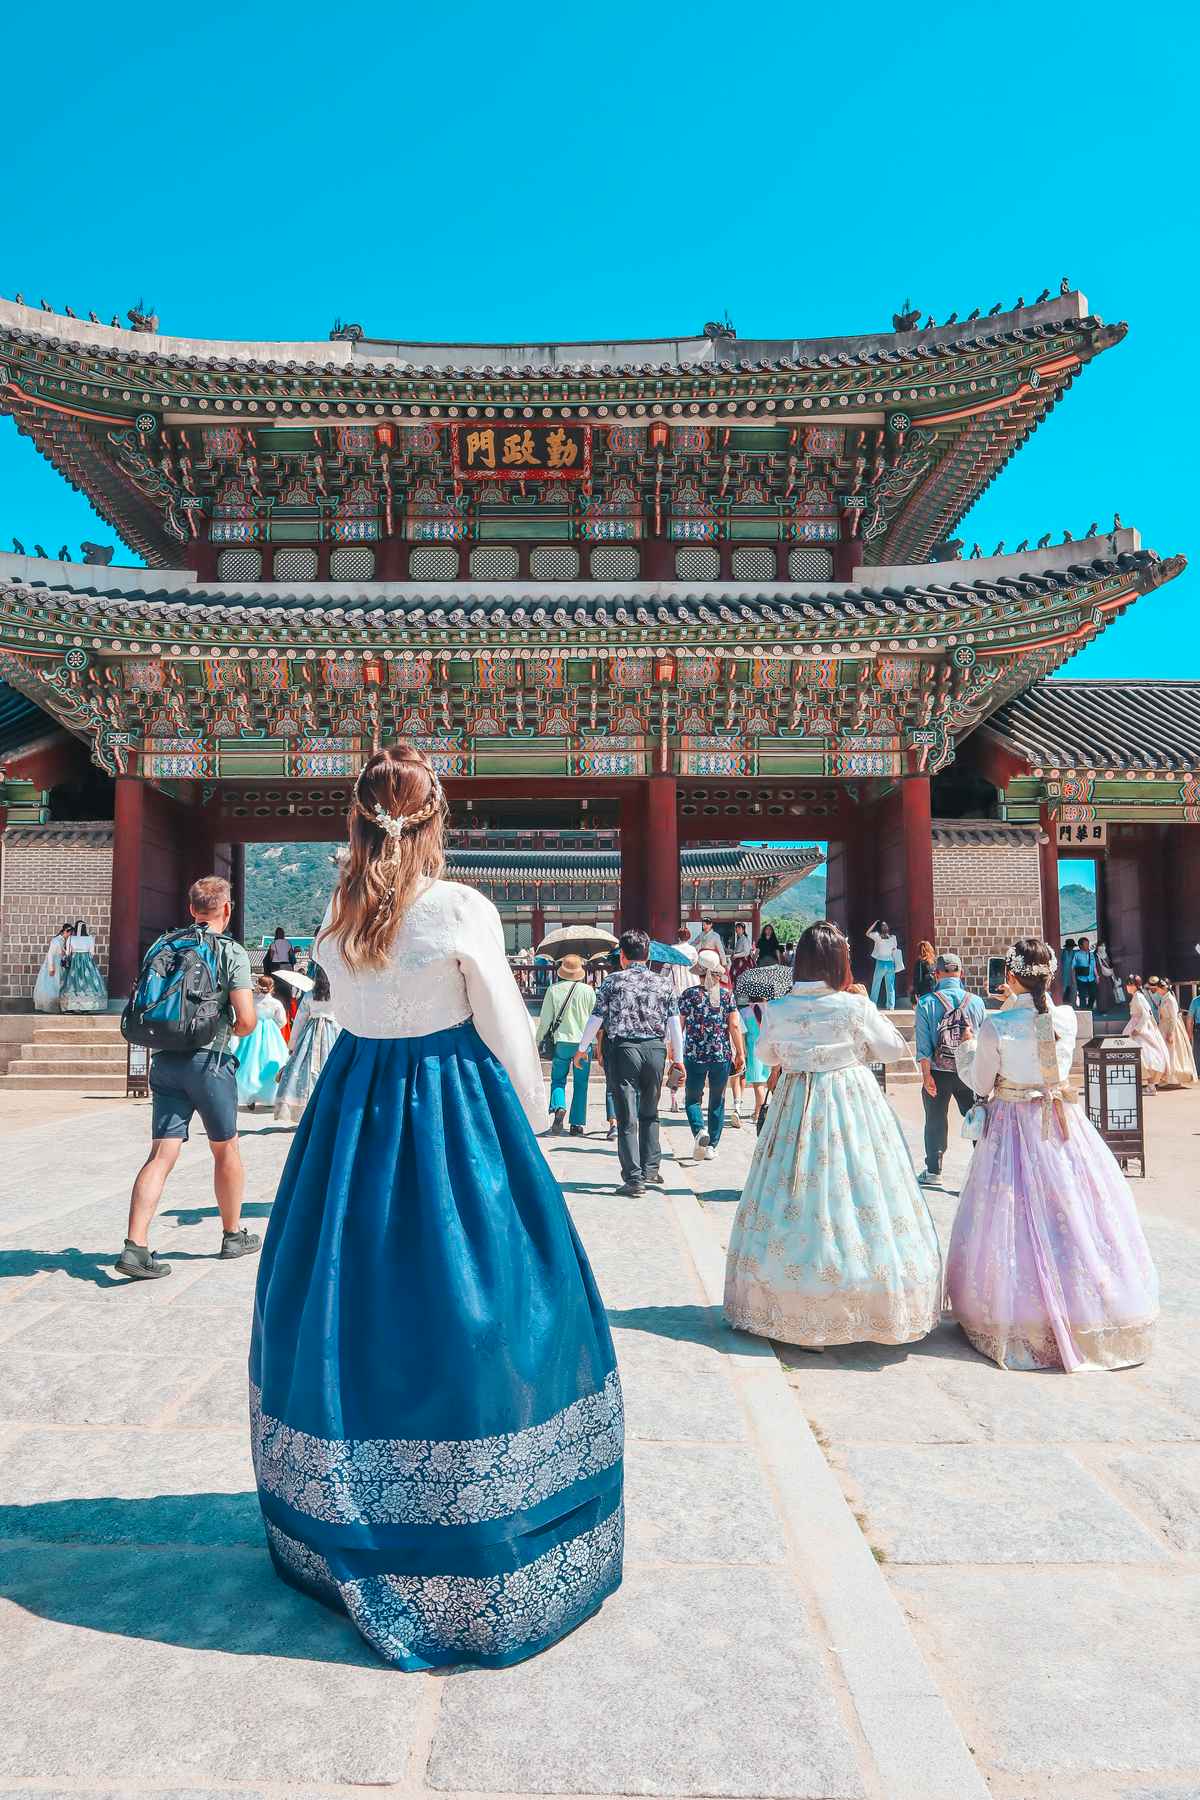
[
  {"xmin": 114, "ymin": 875, "xmax": 259, "ymax": 1279},
  {"xmin": 914, "ymin": 951, "xmax": 987, "ymax": 1187}
]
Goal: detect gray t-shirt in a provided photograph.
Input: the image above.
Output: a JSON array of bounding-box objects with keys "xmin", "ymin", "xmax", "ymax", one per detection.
[{"xmin": 206, "ymin": 931, "xmax": 253, "ymax": 1056}]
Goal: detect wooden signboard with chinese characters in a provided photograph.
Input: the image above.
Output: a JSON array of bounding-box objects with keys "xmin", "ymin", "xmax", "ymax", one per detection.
[
  {"xmin": 451, "ymin": 424, "xmax": 592, "ymax": 482},
  {"xmin": 1057, "ymin": 822, "xmax": 1108, "ymax": 850}
]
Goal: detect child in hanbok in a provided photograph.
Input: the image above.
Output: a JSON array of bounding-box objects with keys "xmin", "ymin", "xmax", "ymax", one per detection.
[
  {"xmin": 724, "ymin": 920, "xmax": 940, "ymax": 1349},
  {"xmin": 274, "ymin": 964, "xmax": 341, "ymax": 1124},
  {"xmin": 59, "ymin": 920, "xmax": 108, "ymax": 1012},
  {"xmin": 33, "ymin": 923, "xmax": 73, "ymax": 1012},
  {"xmin": 734, "ymin": 960, "xmax": 791, "ymax": 1125},
  {"xmin": 948, "ymin": 937, "xmax": 1158, "ymax": 1371},
  {"xmin": 1123, "ymin": 976, "xmax": 1169, "ymax": 1091},
  {"xmin": 234, "ymin": 976, "xmax": 289, "ymax": 1108},
  {"xmin": 1149, "ymin": 978, "xmax": 1196, "ymax": 1088},
  {"xmin": 250, "ymin": 743, "xmax": 622, "ymax": 1671}
]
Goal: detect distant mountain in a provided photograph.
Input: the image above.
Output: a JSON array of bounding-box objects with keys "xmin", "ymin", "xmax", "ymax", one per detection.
[
  {"xmin": 245, "ymin": 842, "xmax": 339, "ymax": 944},
  {"xmin": 1059, "ymin": 882, "xmax": 1098, "ymax": 937},
  {"xmin": 761, "ymin": 869, "xmax": 827, "ymax": 940}
]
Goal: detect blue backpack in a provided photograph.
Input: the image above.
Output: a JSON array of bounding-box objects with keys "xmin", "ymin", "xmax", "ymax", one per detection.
[{"xmin": 120, "ymin": 926, "xmax": 229, "ymax": 1052}]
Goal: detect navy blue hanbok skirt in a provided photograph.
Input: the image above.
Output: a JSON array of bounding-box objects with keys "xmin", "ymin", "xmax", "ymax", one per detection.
[{"xmin": 250, "ymin": 1020, "xmax": 624, "ymax": 1670}]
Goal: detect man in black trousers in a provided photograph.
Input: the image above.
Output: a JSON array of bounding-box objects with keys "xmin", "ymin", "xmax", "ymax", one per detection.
[{"xmin": 576, "ymin": 929, "xmax": 685, "ymax": 1196}]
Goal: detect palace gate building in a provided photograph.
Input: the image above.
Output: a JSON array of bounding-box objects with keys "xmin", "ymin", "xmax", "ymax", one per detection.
[{"xmin": 0, "ymin": 289, "xmax": 1191, "ymax": 1002}]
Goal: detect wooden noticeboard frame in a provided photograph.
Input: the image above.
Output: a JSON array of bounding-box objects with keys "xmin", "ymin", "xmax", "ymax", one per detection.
[{"xmin": 126, "ymin": 1038, "xmax": 150, "ymax": 1099}]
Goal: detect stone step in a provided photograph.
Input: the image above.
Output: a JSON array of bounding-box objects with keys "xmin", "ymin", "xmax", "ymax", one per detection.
[
  {"xmin": 0, "ymin": 1072, "xmax": 128, "ymax": 1093},
  {"xmin": 19, "ymin": 1042, "xmax": 127, "ymax": 1064},
  {"xmin": 32, "ymin": 1019, "xmax": 124, "ymax": 1038},
  {"xmin": 8, "ymin": 1055, "xmax": 127, "ymax": 1076}
]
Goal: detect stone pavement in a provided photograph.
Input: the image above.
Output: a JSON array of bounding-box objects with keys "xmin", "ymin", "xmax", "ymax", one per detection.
[
  {"xmin": 1, "ymin": 1081, "xmax": 1197, "ymax": 1800},
  {"xmin": 691, "ymin": 1083, "xmax": 1200, "ymax": 1800},
  {"xmin": 0, "ymin": 1090, "xmax": 983, "ymax": 1800}
]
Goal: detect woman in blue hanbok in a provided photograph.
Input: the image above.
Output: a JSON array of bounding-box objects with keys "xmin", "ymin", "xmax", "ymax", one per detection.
[
  {"xmin": 251, "ymin": 743, "xmax": 623, "ymax": 1671},
  {"xmin": 724, "ymin": 920, "xmax": 941, "ymax": 1349},
  {"xmin": 233, "ymin": 978, "xmax": 290, "ymax": 1107},
  {"xmin": 59, "ymin": 920, "xmax": 108, "ymax": 1013}
]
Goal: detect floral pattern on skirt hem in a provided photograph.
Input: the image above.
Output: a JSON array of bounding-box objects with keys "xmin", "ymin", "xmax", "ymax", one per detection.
[{"xmin": 265, "ymin": 1505, "xmax": 624, "ymax": 1670}]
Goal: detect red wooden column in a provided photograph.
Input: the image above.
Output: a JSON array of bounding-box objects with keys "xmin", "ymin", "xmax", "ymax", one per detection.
[
  {"xmin": 531, "ymin": 901, "xmax": 546, "ymax": 950},
  {"xmin": 109, "ymin": 775, "xmax": 145, "ymax": 1000},
  {"xmin": 901, "ymin": 776, "xmax": 935, "ymax": 968},
  {"xmin": 620, "ymin": 784, "xmax": 647, "ymax": 935},
  {"xmin": 1038, "ymin": 804, "xmax": 1062, "ymax": 998},
  {"xmin": 644, "ymin": 775, "xmax": 680, "ymax": 945},
  {"xmin": 751, "ymin": 900, "xmax": 762, "ymax": 940}
]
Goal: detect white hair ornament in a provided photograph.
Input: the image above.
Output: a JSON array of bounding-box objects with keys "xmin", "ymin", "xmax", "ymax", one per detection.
[
  {"xmin": 1006, "ymin": 944, "xmax": 1058, "ymax": 979},
  {"xmin": 360, "ymin": 771, "xmax": 444, "ymax": 839}
]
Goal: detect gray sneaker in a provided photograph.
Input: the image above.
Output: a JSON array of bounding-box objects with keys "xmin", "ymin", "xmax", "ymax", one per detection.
[
  {"xmin": 220, "ymin": 1228, "xmax": 262, "ymax": 1260},
  {"xmin": 114, "ymin": 1240, "xmax": 172, "ymax": 1281}
]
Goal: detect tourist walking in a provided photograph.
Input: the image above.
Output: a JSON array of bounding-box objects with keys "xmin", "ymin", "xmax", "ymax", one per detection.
[
  {"xmin": 537, "ymin": 953, "xmax": 596, "ymax": 1135},
  {"xmin": 251, "ymin": 743, "xmax": 622, "ymax": 1670},
  {"xmin": 915, "ymin": 952, "xmax": 987, "ymax": 1187},
  {"xmin": 1123, "ymin": 975, "xmax": 1169, "ymax": 1090},
  {"xmin": 695, "ymin": 918, "xmax": 727, "ymax": 966},
  {"xmin": 679, "ymin": 949, "xmax": 746, "ymax": 1160},
  {"xmin": 1061, "ymin": 939, "xmax": 1078, "ymax": 1006},
  {"xmin": 734, "ymin": 959, "xmax": 791, "ymax": 1125},
  {"xmin": 910, "ymin": 940, "xmax": 937, "ymax": 1001},
  {"xmin": 273, "ymin": 963, "xmax": 341, "ymax": 1124},
  {"xmin": 947, "ymin": 937, "xmax": 1158, "ymax": 1371},
  {"xmin": 576, "ymin": 928, "xmax": 684, "ymax": 1196},
  {"xmin": 114, "ymin": 876, "xmax": 259, "ymax": 1279},
  {"xmin": 32, "ymin": 921, "xmax": 72, "ymax": 1013},
  {"xmin": 724, "ymin": 921, "xmax": 941, "ymax": 1350},
  {"xmin": 1072, "ymin": 937, "xmax": 1099, "ymax": 1010},
  {"xmin": 1148, "ymin": 977, "xmax": 1196, "ymax": 1087},
  {"xmin": 1096, "ymin": 941, "xmax": 1119, "ymax": 1012},
  {"xmin": 865, "ymin": 918, "xmax": 903, "ymax": 1010},
  {"xmin": 665, "ymin": 928, "xmax": 700, "ymax": 1000},
  {"xmin": 263, "ymin": 925, "xmax": 296, "ymax": 1000},
  {"xmin": 59, "ymin": 919, "xmax": 107, "ymax": 1012}
]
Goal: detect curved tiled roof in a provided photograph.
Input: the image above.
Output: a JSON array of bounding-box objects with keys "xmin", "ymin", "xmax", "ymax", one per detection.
[
  {"xmin": 0, "ymin": 539, "xmax": 1169, "ymax": 636},
  {"xmin": 0, "ymin": 293, "xmax": 1101, "ymax": 376},
  {"xmin": 449, "ymin": 846, "xmax": 823, "ymax": 881},
  {"xmin": 986, "ymin": 681, "xmax": 1200, "ymax": 773}
]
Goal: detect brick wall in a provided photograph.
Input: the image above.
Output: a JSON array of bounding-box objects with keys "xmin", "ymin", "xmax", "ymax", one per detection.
[
  {"xmin": 932, "ymin": 824, "xmax": 1044, "ymax": 993},
  {"xmin": 0, "ymin": 825, "xmax": 114, "ymax": 1007}
]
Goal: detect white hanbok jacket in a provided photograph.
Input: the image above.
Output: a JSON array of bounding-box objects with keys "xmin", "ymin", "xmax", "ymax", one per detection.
[
  {"xmin": 318, "ymin": 879, "xmax": 546, "ymax": 1132},
  {"xmin": 757, "ymin": 981, "xmax": 914, "ymax": 1073}
]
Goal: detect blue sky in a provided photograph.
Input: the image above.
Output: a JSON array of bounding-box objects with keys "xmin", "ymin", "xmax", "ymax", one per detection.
[{"xmin": 2, "ymin": 2, "xmax": 1194, "ymax": 676}]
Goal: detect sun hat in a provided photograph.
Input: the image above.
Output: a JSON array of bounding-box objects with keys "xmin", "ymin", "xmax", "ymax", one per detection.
[{"xmin": 557, "ymin": 954, "xmax": 586, "ymax": 978}]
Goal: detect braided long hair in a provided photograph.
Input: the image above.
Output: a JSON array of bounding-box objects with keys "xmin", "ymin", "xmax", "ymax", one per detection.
[
  {"xmin": 320, "ymin": 743, "xmax": 447, "ymax": 969},
  {"xmin": 1007, "ymin": 935, "xmax": 1054, "ymax": 1014}
]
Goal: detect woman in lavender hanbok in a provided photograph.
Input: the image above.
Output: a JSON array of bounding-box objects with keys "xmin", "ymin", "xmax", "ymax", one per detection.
[
  {"xmin": 724, "ymin": 921, "xmax": 941, "ymax": 1350},
  {"xmin": 947, "ymin": 937, "xmax": 1158, "ymax": 1372},
  {"xmin": 1123, "ymin": 976, "xmax": 1170, "ymax": 1091}
]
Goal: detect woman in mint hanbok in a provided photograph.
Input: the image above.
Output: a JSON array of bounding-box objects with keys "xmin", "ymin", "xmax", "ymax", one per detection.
[
  {"xmin": 725, "ymin": 921, "xmax": 940, "ymax": 1350},
  {"xmin": 251, "ymin": 743, "xmax": 622, "ymax": 1671},
  {"xmin": 59, "ymin": 920, "xmax": 108, "ymax": 1013},
  {"xmin": 234, "ymin": 978, "xmax": 290, "ymax": 1107},
  {"xmin": 33, "ymin": 923, "xmax": 73, "ymax": 1012}
]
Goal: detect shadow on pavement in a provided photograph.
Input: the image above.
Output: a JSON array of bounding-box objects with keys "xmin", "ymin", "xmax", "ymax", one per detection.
[
  {"xmin": 0, "ymin": 1247, "xmax": 212, "ymax": 1289},
  {"xmin": 162, "ymin": 1202, "xmax": 274, "ymax": 1227},
  {"xmin": 0, "ymin": 1495, "xmax": 377, "ymax": 1665},
  {"xmin": 606, "ymin": 1302, "xmax": 732, "ymax": 1347}
]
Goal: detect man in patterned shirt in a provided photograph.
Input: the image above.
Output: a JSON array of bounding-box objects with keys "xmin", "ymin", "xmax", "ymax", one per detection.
[{"xmin": 576, "ymin": 929, "xmax": 685, "ymax": 1196}]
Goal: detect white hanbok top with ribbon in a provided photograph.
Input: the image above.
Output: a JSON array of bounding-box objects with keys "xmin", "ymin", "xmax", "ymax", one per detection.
[
  {"xmin": 318, "ymin": 878, "xmax": 545, "ymax": 1132},
  {"xmin": 757, "ymin": 981, "xmax": 914, "ymax": 1073},
  {"xmin": 954, "ymin": 994, "xmax": 1076, "ymax": 1094}
]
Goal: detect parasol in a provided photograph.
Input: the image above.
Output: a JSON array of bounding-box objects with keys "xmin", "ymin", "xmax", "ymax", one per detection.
[
  {"xmin": 649, "ymin": 939, "xmax": 696, "ymax": 966},
  {"xmin": 537, "ymin": 925, "xmax": 619, "ymax": 961},
  {"xmin": 273, "ymin": 969, "xmax": 315, "ymax": 994}
]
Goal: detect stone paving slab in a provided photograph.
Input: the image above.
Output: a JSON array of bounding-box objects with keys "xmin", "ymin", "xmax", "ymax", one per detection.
[
  {"xmin": 894, "ymin": 1569, "xmax": 1200, "ymax": 1777},
  {"xmin": 0, "ymin": 1546, "xmax": 419, "ymax": 1787},
  {"xmin": 625, "ymin": 1439, "xmax": 788, "ymax": 1564},
  {"xmin": 428, "ymin": 1565, "xmax": 866, "ymax": 1799},
  {"xmin": 843, "ymin": 1445, "xmax": 1168, "ymax": 1563},
  {"xmin": 1102, "ymin": 1445, "xmax": 1200, "ymax": 1551}
]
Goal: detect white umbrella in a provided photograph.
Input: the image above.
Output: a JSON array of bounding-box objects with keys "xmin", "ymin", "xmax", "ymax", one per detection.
[
  {"xmin": 536, "ymin": 925, "xmax": 619, "ymax": 960},
  {"xmin": 273, "ymin": 969, "xmax": 315, "ymax": 994}
]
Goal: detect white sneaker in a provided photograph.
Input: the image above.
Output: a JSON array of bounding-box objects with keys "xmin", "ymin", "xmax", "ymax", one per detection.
[
  {"xmin": 703, "ymin": 1143, "xmax": 717, "ymax": 1160},
  {"xmin": 727, "ymin": 1111, "xmax": 743, "ymax": 1129},
  {"xmin": 693, "ymin": 1132, "xmax": 710, "ymax": 1159}
]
